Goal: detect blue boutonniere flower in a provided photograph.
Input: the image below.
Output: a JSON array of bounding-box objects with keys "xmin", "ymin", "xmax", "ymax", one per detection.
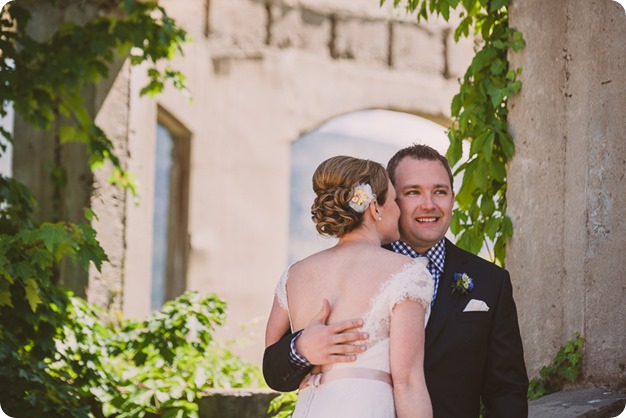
[{"xmin": 451, "ymin": 272, "xmax": 474, "ymax": 295}]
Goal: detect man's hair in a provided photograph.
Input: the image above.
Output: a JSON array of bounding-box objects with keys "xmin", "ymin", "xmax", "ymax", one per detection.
[{"xmin": 386, "ymin": 143, "xmax": 454, "ymax": 191}]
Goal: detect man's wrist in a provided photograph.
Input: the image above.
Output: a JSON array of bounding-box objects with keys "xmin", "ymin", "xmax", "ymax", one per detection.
[{"xmin": 288, "ymin": 329, "xmax": 311, "ymax": 370}]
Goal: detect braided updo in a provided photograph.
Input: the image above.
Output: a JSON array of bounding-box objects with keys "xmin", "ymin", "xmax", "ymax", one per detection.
[{"xmin": 311, "ymin": 155, "xmax": 389, "ymax": 237}]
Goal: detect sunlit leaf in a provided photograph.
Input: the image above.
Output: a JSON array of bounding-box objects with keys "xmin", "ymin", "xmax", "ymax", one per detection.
[{"xmin": 24, "ymin": 277, "xmax": 42, "ymax": 311}]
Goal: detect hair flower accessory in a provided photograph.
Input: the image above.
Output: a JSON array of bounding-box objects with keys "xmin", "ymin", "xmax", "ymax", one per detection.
[
  {"xmin": 451, "ymin": 272, "xmax": 474, "ymax": 295},
  {"xmin": 349, "ymin": 183, "xmax": 376, "ymax": 213}
]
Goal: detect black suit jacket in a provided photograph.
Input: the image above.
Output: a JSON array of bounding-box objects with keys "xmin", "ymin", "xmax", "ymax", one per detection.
[{"xmin": 263, "ymin": 239, "xmax": 529, "ymax": 418}]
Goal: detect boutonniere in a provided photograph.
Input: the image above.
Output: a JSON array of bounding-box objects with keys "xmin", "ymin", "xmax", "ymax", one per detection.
[{"xmin": 451, "ymin": 272, "xmax": 474, "ymax": 295}]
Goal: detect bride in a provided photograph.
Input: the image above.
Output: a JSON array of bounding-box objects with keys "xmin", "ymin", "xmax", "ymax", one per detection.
[{"xmin": 265, "ymin": 156, "xmax": 433, "ymax": 418}]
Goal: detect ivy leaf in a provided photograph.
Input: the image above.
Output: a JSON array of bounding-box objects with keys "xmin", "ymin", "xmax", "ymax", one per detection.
[
  {"xmin": 446, "ymin": 129, "xmax": 464, "ymax": 166},
  {"xmin": 484, "ymin": 215, "xmax": 499, "ymax": 239},
  {"xmin": 473, "ymin": 159, "xmax": 488, "ymax": 191},
  {"xmin": 489, "ymin": 156, "xmax": 507, "ymax": 182},
  {"xmin": 24, "ymin": 277, "xmax": 43, "ymax": 311},
  {"xmin": 483, "ymin": 130, "xmax": 495, "ymax": 161},
  {"xmin": 470, "ymin": 130, "xmax": 489, "ymax": 156},
  {"xmin": 40, "ymin": 224, "xmax": 69, "ymax": 252},
  {"xmin": 481, "ymin": 195, "xmax": 496, "ymax": 217},
  {"xmin": 502, "ymin": 215, "xmax": 513, "ymax": 240},
  {"xmin": 455, "ymin": 168, "xmax": 475, "ymax": 209},
  {"xmin": 450, "ymin": 212, "xmax": 463, "ymax": 235},
  {"xmin": 500, "ymin": 134, "xmax": 515, "ymax": 159},
  {"xmin": 0, "ymin": 290, "xmax": 12, "ymax": 308}
]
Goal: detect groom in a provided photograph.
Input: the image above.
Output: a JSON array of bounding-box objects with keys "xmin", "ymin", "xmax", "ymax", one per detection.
[{"xmin": 263, "ymin": 144, "xmax": 529, "ymax": 417}]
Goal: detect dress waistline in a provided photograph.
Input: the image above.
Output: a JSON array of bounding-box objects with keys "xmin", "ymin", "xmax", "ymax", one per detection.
[{"xmin": 299, "ymin": 367, "xmax": 393, "ymax": 390}]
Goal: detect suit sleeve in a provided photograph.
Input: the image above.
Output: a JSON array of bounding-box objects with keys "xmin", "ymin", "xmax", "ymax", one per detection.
[
  {"xmin": 482, "ymin": 270, "xmax": 529, "ymax": 418},
  {"xmin": 263, "ymin": 330, "xmax": 313, "ymax": 392}
]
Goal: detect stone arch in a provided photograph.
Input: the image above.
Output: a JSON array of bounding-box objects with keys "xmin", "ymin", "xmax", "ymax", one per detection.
[{"xmin": 288, "ymin": 107, "xmax": 451, "ymax": 263}]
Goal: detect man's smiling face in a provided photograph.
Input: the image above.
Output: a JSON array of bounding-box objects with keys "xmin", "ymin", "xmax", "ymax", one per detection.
[{"xmin": 393, "ymin": 157, "xmax": 455, "ymax": 253}]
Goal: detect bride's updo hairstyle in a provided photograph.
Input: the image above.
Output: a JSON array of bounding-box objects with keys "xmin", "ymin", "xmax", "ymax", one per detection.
[{"xmin": 311, "ymin": 155, "xmax": 389, "ymax": 238}]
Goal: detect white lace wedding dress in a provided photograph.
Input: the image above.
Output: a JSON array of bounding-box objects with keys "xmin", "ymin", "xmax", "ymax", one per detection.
[{"xmin": 274, "ymin": 258, "xmax": 433, "ymax": 418}]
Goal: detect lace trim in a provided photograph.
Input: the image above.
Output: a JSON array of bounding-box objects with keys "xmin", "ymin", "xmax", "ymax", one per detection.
[
  {"xmin": 361, "ymin": 259, "xmax": 433, "ymax": 344},
  {"xmin": 274, "ymin": 262, "xmax": 295, "ymax": 312}
]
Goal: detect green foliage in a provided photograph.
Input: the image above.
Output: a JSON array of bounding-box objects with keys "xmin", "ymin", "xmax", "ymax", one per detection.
[
  {"xmin": 94, "ymin": 291, "xmax": 263, "ymax": 418},
  {"xmin": 382, "ymin": 0, "xmax": 525, "ymax": 265},
  {"xmin": 0, "ymin": 1, "xmax": 262, "ymax": 417},
  {"xmin": 2, "ymin": 288, "xmax": 264, "ymax": 418},
  {"xmin": 528, "ymin": 332, "xmax": 586, "ymax": 400},
  {"xmin": 0, "ymin": 199, "xmax": 109, "ymax": 417},
  {"xmin": 268, "ymin": 391, "xmax": 298, "ymax": 418},
  {"xmin": 1, "ymin": 0, "xmax": 188, "ymax": 192}
]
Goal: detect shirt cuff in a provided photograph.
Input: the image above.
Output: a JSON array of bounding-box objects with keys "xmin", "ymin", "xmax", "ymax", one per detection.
[{"xmin": 288, "ymin": 329, "xmax": 311, "ymax": 370}]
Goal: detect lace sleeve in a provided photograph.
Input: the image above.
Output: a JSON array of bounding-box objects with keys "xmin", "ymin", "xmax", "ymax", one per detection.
[
  {"xmin": 362, "ymin": 259, "xmax": 434, "ymax": 340},
  {"xmin": 385, "ymin": 260, "xmax": 434, "ymax": 316}
]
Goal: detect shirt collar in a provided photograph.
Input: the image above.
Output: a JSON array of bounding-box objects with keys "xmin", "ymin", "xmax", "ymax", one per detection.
[{"xmin": 390, "ymin": 238, "xmax": 446, "ymax": 273}]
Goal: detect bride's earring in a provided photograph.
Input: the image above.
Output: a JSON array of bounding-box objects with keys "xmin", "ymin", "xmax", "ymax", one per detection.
[{"xmin": 378, "ymin": 216, "xmax": 382, "ymax": 221}]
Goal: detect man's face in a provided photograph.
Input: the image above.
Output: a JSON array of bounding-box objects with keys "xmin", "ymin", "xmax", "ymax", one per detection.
[{"xmin": 393, "ymin": 157, "xmax": 454, "ymax": 253}]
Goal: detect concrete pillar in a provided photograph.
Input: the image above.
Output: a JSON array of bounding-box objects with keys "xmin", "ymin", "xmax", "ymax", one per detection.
[
  {"xmin": 12, "ymin": 0, "xmax": 100, "ymax": 295},
  {"xmin": 508, "ymin": 0, "xmax": 626, "ymax": 386},
  {"xmin": 11, "ymin": 0, "xmax": 129, "ymax": 302}
]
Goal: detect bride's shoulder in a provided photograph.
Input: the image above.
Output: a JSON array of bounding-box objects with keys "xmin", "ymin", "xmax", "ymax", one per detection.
[
  {"xmin": 285, "ymin": 254, "xmax": 323, "ymax": 280},
  {"xmin": 373, "ymin": 248, "xmax": 414, "ymax": 267}
]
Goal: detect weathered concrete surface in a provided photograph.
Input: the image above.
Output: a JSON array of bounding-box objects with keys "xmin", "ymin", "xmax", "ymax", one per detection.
[
  {"xmin": 197, "ymin": 389, "xmax": 276, "ymax": 418},
  {"xmin": 508, "ymin": 0, "xmax": 626, "ymax": 386},
  {"xmin": 12, "ymin": 0, "xmax": 104, "ymax": 295},
  {"xmin": 117, "ymin": 0, "xmax": 474, "ymax": 365},
  {"xmin": 528, "ymin": 388, "xmax": 626, "ymax": 418}
]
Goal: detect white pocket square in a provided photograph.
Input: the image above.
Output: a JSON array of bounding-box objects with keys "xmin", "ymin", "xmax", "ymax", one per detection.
[{"xmin": 463, "ymin": 299, "xmax": 490, "ymax": 312}]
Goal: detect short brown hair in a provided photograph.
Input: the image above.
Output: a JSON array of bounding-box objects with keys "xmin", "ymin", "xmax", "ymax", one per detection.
[
  {"xmin": 311, "ymin": 156, "xmax": 389, "ymax": 238},
  {"xmin": 386, "ymin": 143, "xmax": 454, "ymax": 191}
]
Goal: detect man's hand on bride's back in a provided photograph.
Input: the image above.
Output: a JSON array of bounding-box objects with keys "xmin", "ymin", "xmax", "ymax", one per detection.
[{"xmin": 295, "ymin": 298, "xmax": 368, "ymax": 365}]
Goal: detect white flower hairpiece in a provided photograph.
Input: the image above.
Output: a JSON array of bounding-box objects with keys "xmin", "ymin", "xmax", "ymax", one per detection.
[{"xmin": 349, "ymin": 183, "xmax": 376, "ymax": 213}]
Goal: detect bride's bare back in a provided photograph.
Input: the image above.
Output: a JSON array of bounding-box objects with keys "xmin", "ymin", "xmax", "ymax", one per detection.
[{"xmin": 287, "ymin": 244, "xmax": 412, "ymax": 340}]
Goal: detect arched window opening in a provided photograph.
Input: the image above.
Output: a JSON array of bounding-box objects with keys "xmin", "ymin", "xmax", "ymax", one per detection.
[{"xmin": 289, "ymin": 109, "xmax": 453, "ymax": 263}]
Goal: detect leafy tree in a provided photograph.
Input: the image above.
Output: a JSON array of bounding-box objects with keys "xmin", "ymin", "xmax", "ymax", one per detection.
[{"xmin": 1, "ymin": 1, "xmax": 262, "ymax": 417}]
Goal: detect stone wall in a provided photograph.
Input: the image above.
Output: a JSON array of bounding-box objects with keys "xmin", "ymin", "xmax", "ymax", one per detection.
[
  {"xmin": 508, "ymin": 0, "xmax": 626, "ymax": 386},
  {"xmin": 114, "ymin": 0, "xmax": 473, "ymax": 365}
]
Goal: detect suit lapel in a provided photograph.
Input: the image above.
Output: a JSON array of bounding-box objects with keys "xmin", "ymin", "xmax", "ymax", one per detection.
[{"xmin": 425, "ymin": 239, "xmax": 469, "ymax": 352}]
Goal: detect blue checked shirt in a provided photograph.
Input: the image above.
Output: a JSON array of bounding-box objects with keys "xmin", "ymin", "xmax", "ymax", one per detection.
[{"xmin": 287, "ymin": 238, "xmax": 446, "ymax": 370}]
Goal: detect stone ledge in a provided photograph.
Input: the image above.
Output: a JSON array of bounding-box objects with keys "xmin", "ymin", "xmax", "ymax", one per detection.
[
  {"xmin": 529, "ymin": 387, "xmax": 626, "ymax": 418},
  {"xmin": 197, "ymin": 388, "xmax": 277, "ymax": 418},
  {"xmin": 196, "ymin": 387, "xmax": 626, "ymax": 418}
]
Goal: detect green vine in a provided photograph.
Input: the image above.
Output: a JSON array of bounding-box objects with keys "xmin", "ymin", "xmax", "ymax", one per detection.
[
  {"xmin": 0, "ymin": 1, "xmax": 196, "ymax": 415},
  {"xmin": 1, "ymin": 0, "xmax": 188, "ymax": 193},
  {"xmin": 268, "ymin": 391, "xmax": 298, "ymax": 418},
  {"xmin": 383, "ymin": 0, "xmax": 525, "ymax": 265},
  {"xmin": 528, "ymin": 332, "xmax": 586, "ymax": 400}
]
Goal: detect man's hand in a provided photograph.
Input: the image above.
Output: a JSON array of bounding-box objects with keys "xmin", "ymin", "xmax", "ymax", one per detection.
[{"xmin": 295, "ymin": 299, "xmax": 368, "ymax": 365}]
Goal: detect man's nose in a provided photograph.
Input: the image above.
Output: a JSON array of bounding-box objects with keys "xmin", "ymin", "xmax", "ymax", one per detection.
[{"xmin": 418, "ymin": 193, "xmax": 435, "ymax": 210}]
